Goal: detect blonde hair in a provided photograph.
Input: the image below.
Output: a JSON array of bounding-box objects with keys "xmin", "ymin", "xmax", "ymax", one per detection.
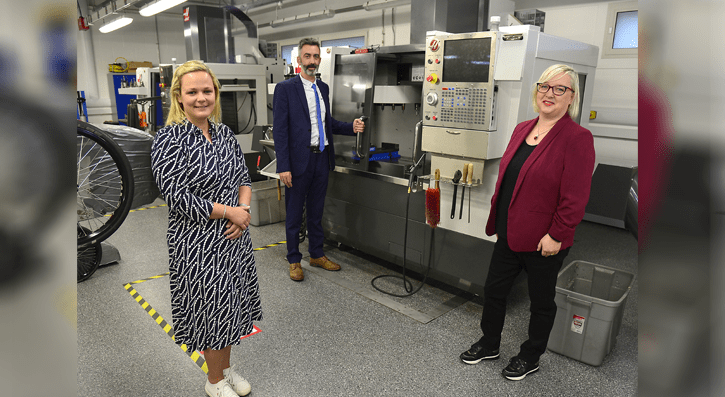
[
  {"xmin": 531, "ymin": 64, "xmax": 580, "ymax": 120},
  {"xmin": 165, "ymin": 60, "xmax": 222, "ymax": 126}
]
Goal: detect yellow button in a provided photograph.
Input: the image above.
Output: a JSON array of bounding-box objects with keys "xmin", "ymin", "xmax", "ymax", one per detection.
[{"xmin": 589, "ymin": 110, "xmax": 597, "ymax": 120}]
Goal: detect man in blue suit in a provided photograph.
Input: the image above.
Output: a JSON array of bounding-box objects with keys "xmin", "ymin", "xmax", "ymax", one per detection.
[{"xmin": 273, "ymin": 38, "xmax": 365, "ymax": 281}]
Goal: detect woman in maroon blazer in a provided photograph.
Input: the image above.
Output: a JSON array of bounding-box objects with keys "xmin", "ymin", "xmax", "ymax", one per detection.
[{"xmin": 459, "ymin": 64, "xmax": 595, "ymax": 380}]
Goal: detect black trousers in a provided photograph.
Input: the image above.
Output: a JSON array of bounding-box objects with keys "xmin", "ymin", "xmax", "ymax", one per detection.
[{"xmin": 479, "ymin": 238, "xmax": 569, "ymax": 363}]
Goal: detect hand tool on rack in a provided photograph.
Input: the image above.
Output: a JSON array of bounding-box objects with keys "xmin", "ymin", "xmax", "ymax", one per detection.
[
  {"xmin": 450, "ymin": 169, "xmax": 462, "ymax": 219},
  {"xmin": 459, "ymin": 164, "xmax": 469, "ymax": 219},
  {"xmin": 426, "ymin": 169, "xmax": 441, "ymax": 228},
  {"xmin": 467, "ymin": 163, "xmax": 474, "ymax": 222}
]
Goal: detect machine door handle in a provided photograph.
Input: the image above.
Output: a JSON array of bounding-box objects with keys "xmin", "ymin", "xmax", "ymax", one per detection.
[
  {"xmin": 446, "ymin": 130, "xmax": 461, "ymax": 135},
  {"xmin": 412, "ymin": 120, "xmax": 423, "ymax": 165},
  {"xmin": 354, "ymin": 115, "xmax": 368, "ymax": 159}
]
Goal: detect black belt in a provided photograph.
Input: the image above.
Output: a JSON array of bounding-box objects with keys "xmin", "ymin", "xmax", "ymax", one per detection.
[{"xmin": 309, "ymin": 145, "xmax": 323, "ymax": 153}]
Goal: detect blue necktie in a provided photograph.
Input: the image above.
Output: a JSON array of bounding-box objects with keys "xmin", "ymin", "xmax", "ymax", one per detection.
[{"xmin": 312, "ymin": 83, "xmax": 325, "ymax": 151}]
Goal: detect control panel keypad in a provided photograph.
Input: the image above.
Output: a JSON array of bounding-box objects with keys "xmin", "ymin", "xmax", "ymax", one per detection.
[{"xmin": 440, "ymin": 88, "xmax": 488, "ymax": 125}]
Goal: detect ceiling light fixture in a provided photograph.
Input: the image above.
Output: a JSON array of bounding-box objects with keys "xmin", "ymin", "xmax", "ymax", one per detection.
[
  {"xmin": 99, "ymin": 15, "xmax": 133, "ymax": 33},
  {"xmin": 139, "ymin": 0, "xmax": 187, "ymax": 17},
  {"xmin": 363, "ymin": 0, "xmax": 409, "ymax": 11},
  {"xmin": 270, "ymin": 9, "xmax": 335, "ymax": 28}
]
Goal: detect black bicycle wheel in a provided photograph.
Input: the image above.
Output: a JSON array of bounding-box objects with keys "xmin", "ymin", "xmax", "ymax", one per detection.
[
  {"xmin": 77, "ymin": 120, "xmax": 134, "ymax": 246},
  {"xmin": 77, "ymin": 227, "xmax": 102, "ymax": 282}
]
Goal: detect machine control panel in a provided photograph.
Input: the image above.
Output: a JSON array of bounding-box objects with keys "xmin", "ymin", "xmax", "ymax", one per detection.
[{"xmin": 422, "ymin": 31, "xmax": 498, "ymax": 131}]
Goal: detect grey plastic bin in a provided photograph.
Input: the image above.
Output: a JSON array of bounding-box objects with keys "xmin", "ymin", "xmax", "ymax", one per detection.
[
  {"xmin": 250, "ymin": 179, "xmax": 286, "ymax": 226},
  {"xmin": 547, "ymin": 260, "xmax": 635, "ymax": 366}
]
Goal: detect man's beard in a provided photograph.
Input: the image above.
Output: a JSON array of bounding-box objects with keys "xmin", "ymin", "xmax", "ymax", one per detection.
[{"xmin": 302, "ymin": 65, "xmax": 317, "ymax": 77}]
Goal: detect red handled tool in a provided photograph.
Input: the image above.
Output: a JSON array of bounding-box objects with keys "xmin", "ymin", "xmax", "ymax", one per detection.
[{"xmin": 425, "ymin": 169, "xmax": 441, "ymax": 228}]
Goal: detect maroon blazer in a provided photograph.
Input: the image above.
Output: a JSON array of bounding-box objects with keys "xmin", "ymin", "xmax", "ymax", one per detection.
[{"xmin": 485, "ymin": 113, "xmax": 595, "ymax": 252}]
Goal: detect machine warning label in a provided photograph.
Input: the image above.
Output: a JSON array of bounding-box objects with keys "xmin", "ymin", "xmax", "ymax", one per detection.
[{"xmin": 571, "ymin": 315, "xmax": 585, "ymax": 334}]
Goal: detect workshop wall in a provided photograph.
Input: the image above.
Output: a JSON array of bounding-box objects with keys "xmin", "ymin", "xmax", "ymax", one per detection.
[
  {"xmin": 538, "ymin": 1, "xmax": 638, "ymax": 169},
  {"xmin": 79, "ymin": 13, "xmax": 186, "ymax": 123}
]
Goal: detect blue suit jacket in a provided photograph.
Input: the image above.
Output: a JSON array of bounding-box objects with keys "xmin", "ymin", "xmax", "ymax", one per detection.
[{"xmin": 273, "ymin": 76, "xmax": 355, "ymax": 176}]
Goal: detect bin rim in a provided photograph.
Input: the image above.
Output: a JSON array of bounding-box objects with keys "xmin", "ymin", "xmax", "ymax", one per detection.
[{"xmin": 555, "ymin": 260, "xmax": 636, "ymax": 306}]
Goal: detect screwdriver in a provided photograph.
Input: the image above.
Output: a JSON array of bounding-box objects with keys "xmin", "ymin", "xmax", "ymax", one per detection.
[
  {"xmin": 459, "ymin": 164, "xmax": 468, "ymax": 219},
  {"xmin": 450, "ymin": 169, "xmax": 462, "ymax": 219},
  {"xmin": 467, "ymin": 163, "xmax": 473, "ymax": 222}
]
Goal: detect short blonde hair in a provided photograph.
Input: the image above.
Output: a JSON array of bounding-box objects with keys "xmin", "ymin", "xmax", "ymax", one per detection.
[
  {"xmin": 531, "ymin": 64, "xmax": 580, "ymax": 120},
  {"xmin": 165, "ymin": 60, "xmax": 222, "ymax": 126}
]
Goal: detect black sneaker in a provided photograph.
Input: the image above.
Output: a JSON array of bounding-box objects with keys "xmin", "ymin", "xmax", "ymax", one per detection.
[
  {"xmin": 502, "ymin": 356, "xmax": 539, "ymax": 380},
  {"xmin": 459, "ymin": 343, "xmax": 500, "ymax": 364}
]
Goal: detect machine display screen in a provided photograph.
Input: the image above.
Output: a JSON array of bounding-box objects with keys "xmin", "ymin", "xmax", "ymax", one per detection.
[{"xmin": 442, "ymin": 38, "xmax": 492, "ymax": 83}]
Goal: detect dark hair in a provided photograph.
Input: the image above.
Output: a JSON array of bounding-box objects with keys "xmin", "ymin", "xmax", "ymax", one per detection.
[{"xmin": 298, "ymin": 37, "xmax": 320, "ymax": 53}]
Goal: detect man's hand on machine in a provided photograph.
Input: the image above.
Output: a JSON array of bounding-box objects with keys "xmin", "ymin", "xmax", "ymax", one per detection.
[
  {"xmin": 353, "ymin": 118, "xmax": 365, "ymax": 134},
  {"xmin": 279, "ymin": 171, "xmax": 292, "ymax": 188}
]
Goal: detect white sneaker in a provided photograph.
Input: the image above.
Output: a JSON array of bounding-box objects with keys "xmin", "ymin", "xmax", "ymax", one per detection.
[
  {"xmin": 223, "ymin": 365, "xmax": 252, "ymax": 396},
  {"xmin": 205, "ymin": 378, "xmax": 238, "ymax": 397}
]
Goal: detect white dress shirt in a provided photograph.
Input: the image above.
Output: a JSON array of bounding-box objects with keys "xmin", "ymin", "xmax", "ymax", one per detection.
[{"xmin": 300, "ymin": 75, "xmax": 328, "ymax": 147}]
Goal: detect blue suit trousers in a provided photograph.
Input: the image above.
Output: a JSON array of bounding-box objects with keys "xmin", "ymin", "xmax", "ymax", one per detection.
[{"xmin": 284, "ymin": 150, "xmax": 329, "ymax": 264}]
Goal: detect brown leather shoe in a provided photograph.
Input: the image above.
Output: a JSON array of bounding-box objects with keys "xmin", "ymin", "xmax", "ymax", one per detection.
[
  {"xmin": 309, "ymin": 256, "xmax": 341, "ymax": 271},
  {"xmin": 289, "ymin": 263, "xmax": 304, "ymax": 281}
]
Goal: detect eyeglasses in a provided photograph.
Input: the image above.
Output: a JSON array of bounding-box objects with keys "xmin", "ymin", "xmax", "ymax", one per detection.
[{"xmin": 536, "ymin": 83, "xmax": 574, "ymax": 96}]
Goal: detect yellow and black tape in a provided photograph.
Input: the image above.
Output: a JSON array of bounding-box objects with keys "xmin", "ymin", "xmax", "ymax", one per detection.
[
  {"xmin": 129, "ymin": 203, "xmax": 168, "ymax": 213},
  {"xmin": 122, "ymin": 239, "xmax": 283, "ymax": 371},
  {"xmin": 105, "ymin": 203, "xmax": 168, "ymax": 217},
  {"xmin": 128, "ymin": 272, "xmax": 170, "ymax": 285},
  {"xmin": 124, "ymin": 283, "xmax": 208, "ymax": 372},
  {"xmin": 253, "ymin": 241, "xmax": 286, "ymax": 251}
]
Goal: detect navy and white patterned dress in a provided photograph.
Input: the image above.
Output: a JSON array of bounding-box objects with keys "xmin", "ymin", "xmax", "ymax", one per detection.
[{"xmin": 151, "ymin": 119, "xmax": 262, "ymax": 352}]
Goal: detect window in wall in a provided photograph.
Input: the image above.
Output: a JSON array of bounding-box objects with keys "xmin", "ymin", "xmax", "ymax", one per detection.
[
  {"xmin": 281, "ymin": 44, "xmax": 295, "ymax": 66},
  {"xmin": 612, "ymin": 11, "xmax": 638, "ymax": 49},
  {"xmin": 281, "ymin": 36, "xmax": 366, "ymax": 66},
  {"xmin": 602, "ymin": 0, "xmax": 637, "ymax": 58}
]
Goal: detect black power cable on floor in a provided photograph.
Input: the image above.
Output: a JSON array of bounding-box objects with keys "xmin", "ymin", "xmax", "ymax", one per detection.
[{"xmin": 371, "ymin": 154, "xmax": 434, "ymax": 297}]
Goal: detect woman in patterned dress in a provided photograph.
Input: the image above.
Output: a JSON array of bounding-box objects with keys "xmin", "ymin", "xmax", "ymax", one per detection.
[{"xmin": 151, "ymin": 60, "xmax": 261, "ymax": 397}]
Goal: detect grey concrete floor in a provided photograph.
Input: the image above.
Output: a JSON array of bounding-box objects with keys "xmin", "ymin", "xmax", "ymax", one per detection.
[{"xmin": 78, "ymin": 197, "xmax": 637, "ymax": 396}]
